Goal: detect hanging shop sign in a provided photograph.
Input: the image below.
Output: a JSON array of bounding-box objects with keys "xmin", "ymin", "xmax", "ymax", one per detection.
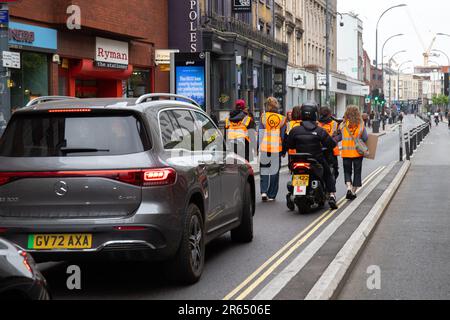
[
  {"xmin": 232, "ymin": 0, "xmax": 252, "ymax": 12},
  {"xmin": 95, "ymin": 37, "xmax": 129, "ymax": 70},
  {"xmin": 168, "ymin": 0, "xmax": 201, "ymax": 53}
]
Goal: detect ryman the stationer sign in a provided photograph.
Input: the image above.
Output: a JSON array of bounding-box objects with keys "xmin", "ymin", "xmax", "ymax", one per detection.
[
  {"xmin": 168, "ymin": 0, "xmax": 201, "ymax": 53},
  {"xmin": 95, "ymin": 37, "xmax": 129, "ymax": 69}
]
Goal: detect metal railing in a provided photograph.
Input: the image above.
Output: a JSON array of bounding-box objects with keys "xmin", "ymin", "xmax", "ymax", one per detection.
[
  {"xmin": 203, "ymin": 14, "xmax": 289, "ymax": 56},
  {"xmin": 400, "ymin": 119, "xmax": 430, "ymax": 161},
  {"xmin": 26, "ymin": 96, "xmax": 79, "ymax": 107}
]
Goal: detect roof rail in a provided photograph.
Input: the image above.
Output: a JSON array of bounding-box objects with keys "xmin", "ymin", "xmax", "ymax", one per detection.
[
  {"xmin": 26, "ymin": 96, "xmax": 80, "ymax": 107},
  {"xmin": 135, "ymin": 94, "xmax": 201, "ymax": 108}
]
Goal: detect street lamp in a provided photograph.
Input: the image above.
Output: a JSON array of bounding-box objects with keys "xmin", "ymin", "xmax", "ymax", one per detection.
[
  {"xmin": 388, "ymin": 50, "xmax": 407, "ymax": 103},
  {"xmin": 381, "ymin": 33, "xmax": 404, "ymax": 93},
  {"xmin": 431, "ymin": 49, "xmax": 450, "ymax": 66},
  {"xmin": 375, "ymin": 4, "xmax": 407, "ymax": 86},
  {"xmin": 397, "ymin": 60, "xmax": 413, "ymax": 102}
]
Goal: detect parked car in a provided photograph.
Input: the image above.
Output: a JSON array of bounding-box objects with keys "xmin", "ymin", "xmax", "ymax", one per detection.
[
  {"xmin": 0, "ymin": 238, "xmax": 50, "ymax": 300},
  {"xmin": 0, "ymin": 94, "xmax": 255, "ymax": 284}
]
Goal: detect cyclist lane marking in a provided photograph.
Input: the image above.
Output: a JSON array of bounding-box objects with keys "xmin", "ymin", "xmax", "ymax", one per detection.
[{"xmin": 223, "ymin": 165, "xmax": 385, "ymax": 300}]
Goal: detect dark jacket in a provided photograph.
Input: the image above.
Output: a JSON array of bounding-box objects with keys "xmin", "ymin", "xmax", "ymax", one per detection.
[
  {"xmin": 286, "ymin": 121, "xmax": 337, "ymax": 158},
  {"xmin": 224, "ymin": 110, "xmax": 255, "ymax": 138}
]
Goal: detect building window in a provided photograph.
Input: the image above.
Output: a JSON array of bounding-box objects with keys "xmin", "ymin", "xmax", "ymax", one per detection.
[
  {"xmin": 11, "ymin": 51, "xmax": 49, "ymax": 111},
  {"xmin": 127, "ymin": 69, "xmax": 151, "ymax": 97}
]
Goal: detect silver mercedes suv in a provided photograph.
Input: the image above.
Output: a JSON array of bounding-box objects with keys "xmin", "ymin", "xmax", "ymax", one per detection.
[{"xmin": 0, "ymin": 94, "xmax": 255, "ymax": 284}]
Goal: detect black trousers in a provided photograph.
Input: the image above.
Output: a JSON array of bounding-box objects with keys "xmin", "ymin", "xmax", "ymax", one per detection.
[
  {"xmin": 343, "ymin": 157, "xmax": 363, "ymax": 188},
  {"xmin": 231, "ymin": 140, "xmax": 251, "ymax": 162}
]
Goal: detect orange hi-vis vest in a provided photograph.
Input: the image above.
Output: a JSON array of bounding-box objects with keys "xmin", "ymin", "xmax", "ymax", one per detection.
[
  {"xmin": 286, "ymin": 120, "xmax": 302, "ymax": 135},
  {"xmin": 260, "ymin": 112, "xmax": 286, "ymax": 153},
  {"xmin": 340, "ymin": 121, "xmax": 364, "ymax": 158},
  {"xmin": 286, "ymin": 120, "xmax": 302, "ymax": 155},
  {"xmin": 318, "ymin": 120, "xmax": 340, "ymax": 157},
  {"xmin": 225, "ymin": 116, "xmax": 252, "ymax": 142}
]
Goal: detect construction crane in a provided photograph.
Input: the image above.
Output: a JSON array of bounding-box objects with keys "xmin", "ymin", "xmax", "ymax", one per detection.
[{"xmin": 423, "ymin": 35, "xmax": 437, "ymax": 66}]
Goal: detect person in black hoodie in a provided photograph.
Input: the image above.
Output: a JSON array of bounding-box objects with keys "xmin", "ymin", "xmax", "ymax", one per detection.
[
  {"xmin": 286, "ymin": 103, "xmax": 338, "ymax": 209},
  {"xmin": 224, "ymin": 100, "xmax": 255, "ymax": 162}
]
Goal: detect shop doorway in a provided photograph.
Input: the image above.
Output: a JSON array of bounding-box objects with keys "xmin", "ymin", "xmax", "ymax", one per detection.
[{"xmin": 74, "ymin": 79, "xmax": 120, "ymax": 98}]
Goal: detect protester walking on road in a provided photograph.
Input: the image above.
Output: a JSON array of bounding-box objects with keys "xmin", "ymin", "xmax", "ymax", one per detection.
[
  {"xmin": 318, "ymin": 106, "xmax": 341, "ymax": 179},
  {"xmin": 283, "ymin": 106, "xmax": 302, "ymax": 158},
  {"xmin": 259, "ymin": 97, "xmax": 287, "ymax": 202},
  {"xmin": 224, "ymin": 99, "xmax": 255, "ymax": 162},
  {"xmin": 338, "ymin": 106, "xmax": 369, "ymax": 200}
]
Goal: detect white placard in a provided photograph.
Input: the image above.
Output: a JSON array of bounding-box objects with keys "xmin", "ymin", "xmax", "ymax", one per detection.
[
  {"xmin": 95, "ymin": 37, "xmax": 129, "ymax": 66},
  {"xmin": 155, "ymin": 49, "xmax": 179, "ymax": 65},
  {"xmin": 2, "ymin": 51, "xmax": 20, "ymax": 69}
]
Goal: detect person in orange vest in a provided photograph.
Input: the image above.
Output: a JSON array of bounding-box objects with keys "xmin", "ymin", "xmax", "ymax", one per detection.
[
  {"xmin": 285, "ymin": 103, "xmax": 338, "ymax": 209},
  {"xmin": 258, "ymin": 97, "xmax": 287, "ymax": 202},
  {"xmin": 338, "ymin": 106, "xmax": 369, "ymax": 200},
  {"xmin": 224, "ymin": 99, "xmax": 255, "ymax": 162},
  {"xmin": 318, "ymin": 106, "xmax": 341, "ymax": 179},
  {"xmin": 283, "ymin": 106, "xmax": 302, "ymax": 157}
]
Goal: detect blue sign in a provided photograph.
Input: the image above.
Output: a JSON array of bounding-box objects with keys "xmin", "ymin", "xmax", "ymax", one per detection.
[
  {"xmin": 0, "ymin": 10, "xmax": 9, "ymax": 24},
  {"xmin": 175, "ymin": 66, "xmax": 206, "ymax": 109},
  {"xmin": 9, "ymin": 22, "xmax": 57, "ymax": 52}
]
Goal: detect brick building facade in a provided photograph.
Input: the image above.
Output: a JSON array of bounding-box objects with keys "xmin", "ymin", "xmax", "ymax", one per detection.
[{"xmin": 8, "ymin": 0, "xmax": 168, "ymax": 110}]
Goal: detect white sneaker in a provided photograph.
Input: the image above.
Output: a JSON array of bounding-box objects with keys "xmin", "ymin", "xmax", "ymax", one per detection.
[{"xmin": 262, "ymin": 193, "xmax": 268, "ymax": 202}]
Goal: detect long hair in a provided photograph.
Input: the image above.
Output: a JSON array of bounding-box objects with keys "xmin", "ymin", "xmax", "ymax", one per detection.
[
  {"xmin": 344, "ymin": 106, "xmax": 362, "ymax": 127},
  {"xmin": 265, "ymin": 97, "xmax": 279, "ymax": 112},
  {"xmin": 292, "ymin": 106, "xmax": 302, "ymax": 121}
]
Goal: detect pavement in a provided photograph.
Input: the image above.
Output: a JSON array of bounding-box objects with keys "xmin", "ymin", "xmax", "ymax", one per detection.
[
  {"xmin": 337, "ymin": 121, "xmax": 450, "ymax": 300},
  {"xmin": 38, "ymin": 115, "xmax": 425, "ymax": 300}
]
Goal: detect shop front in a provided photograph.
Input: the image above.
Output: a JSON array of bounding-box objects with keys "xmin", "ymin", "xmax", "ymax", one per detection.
[
  {"xmin": 286, "ymin": 67, "xmax": 315, "ymax": 110},
  {"xmin": 58, "ymin": 37, "xmax": 134, "ymax": 98},
  {"xmin": 203, "ymin": 30, "xmax": 287, "ymax": 123},
  {"xmin": 331, "ymin": 75, "xmax": 369, "ymax": 117},
  {"xmin": 8, "ymin": 21, "xmax": 57, "ymax": 110}
]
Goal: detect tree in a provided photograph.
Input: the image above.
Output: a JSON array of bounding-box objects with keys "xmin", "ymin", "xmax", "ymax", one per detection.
[{"xmin": 432, "ymin": 94, "xmax": 449, "ymax": 111}]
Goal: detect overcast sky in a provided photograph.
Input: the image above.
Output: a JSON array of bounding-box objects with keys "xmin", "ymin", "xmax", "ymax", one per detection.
[{"xmin": 337, "ymin": 0, "xmax": 450, "ymax": 70}]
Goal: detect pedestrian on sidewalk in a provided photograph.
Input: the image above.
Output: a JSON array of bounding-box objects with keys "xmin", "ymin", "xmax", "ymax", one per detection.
[
  {"xmin": 224, "ymin": 99, "xmax": 255, "ymax": 162},
  {"xmin": 338, "ymin": 106, "xmax": 369, "ymax": 200},
  {"xmin": 447, "ymin": 111, "xmax": 450, "ymax": 128},
  {"xmin": 369, "ymin": 110, "xmax": 375, "ymax": 128},
  {"xmin": 362, "ymin": 112, "xmax": 369, "ymax": 128},
  {"xmin": 259, "ymin": 97, "xmax": 287, "ymax": 202}
]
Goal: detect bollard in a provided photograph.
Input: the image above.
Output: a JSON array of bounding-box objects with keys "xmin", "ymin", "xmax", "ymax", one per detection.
[
  {"xmin": 405, "ymin": 132, "xmax": 410, "ymax": 161},
  {"xmin": 399, "ymin": 122, "xmax": 403, "ymax": 162}
]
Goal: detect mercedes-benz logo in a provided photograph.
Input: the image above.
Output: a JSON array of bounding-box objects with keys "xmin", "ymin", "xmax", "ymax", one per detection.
[{"xmin": 54, "ymin": 181, "xmax": 68, "ymax": 197}]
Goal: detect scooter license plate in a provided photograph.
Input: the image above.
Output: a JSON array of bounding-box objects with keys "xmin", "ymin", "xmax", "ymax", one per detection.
[
  {"xmin": 292, "ymin": 175, "xmax": 309, "ymax": 196},
  {"xmin": 292, "ymin": 175, "xmax": 309, "ymax": 187}
]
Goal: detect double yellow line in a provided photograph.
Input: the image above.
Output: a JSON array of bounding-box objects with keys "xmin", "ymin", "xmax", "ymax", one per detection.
[{"xmin": 223, "ymin": 166, "xmax": 386, "ymax": 301}]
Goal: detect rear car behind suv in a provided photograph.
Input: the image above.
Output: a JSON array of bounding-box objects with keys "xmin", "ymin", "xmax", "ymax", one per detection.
[{"xmin": 0, "ymin": 94, "xmax": 255, "ymax": 284}]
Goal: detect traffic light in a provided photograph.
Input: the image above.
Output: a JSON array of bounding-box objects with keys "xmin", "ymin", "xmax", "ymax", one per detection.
[{"xmin": 380, "ymin": 94, "xmax": 386, "ymax": 106}]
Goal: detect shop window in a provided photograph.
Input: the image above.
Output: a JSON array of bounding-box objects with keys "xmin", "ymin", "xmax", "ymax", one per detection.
[
  {"xmin": 212, "ymin": 58, "xmax": 232, "ymax": 109},
  {"xmin": 10, "ymin": 52, "xmax": 49, "ymax": 111},
  {"xmin": 127, "ymin": 69, "xmax": 151, "ymax": 97}
]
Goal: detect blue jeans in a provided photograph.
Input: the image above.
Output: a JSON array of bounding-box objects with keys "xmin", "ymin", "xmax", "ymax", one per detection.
[{"xmin": 260, "ymin": 153, "xmax": 281, "ymax": 199}]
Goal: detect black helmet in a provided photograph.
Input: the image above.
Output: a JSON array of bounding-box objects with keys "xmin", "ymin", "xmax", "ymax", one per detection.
[{"xmin": 301, "ymin": 102, "xmax": 319, "ymax": 121}]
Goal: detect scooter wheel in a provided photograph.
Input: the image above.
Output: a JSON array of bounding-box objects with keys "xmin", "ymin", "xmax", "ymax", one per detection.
[{"xmin": 286, "ymin": 194, "xmax": 295, "ymax": 212}]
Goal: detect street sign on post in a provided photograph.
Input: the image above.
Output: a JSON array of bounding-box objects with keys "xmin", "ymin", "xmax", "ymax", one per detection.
[
  {"xmin": 2, "ymin": 51, "xmax": 20, "ymax": 69},
  {"xmin": 0, "ymin": 3, "xmax": 11, "ymax": 124}
]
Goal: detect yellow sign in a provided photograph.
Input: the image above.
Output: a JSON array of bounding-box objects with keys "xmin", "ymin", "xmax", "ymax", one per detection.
[{"xmin": 28, "ymin": 234, "xmax": 93, "ymax": 250}]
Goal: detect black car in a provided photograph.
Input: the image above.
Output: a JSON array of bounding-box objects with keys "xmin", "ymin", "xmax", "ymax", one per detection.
[{"xmin": 0, "ymin": 238, "xmax": 50, "ymax": 300}]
